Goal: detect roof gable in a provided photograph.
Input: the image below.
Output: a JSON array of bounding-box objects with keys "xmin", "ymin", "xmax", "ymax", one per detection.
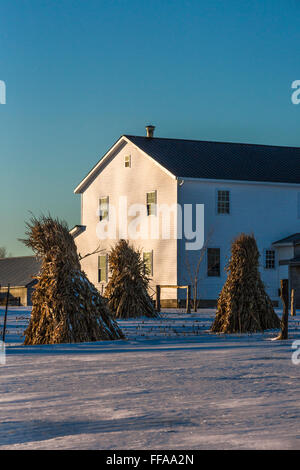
[
  {"xmin": 74, "ymin": 138, "xmax": 128, "ymax": 194},
  {"xmin": 74, "ymin": 136, "xmax": 176, "ymax": 194}
]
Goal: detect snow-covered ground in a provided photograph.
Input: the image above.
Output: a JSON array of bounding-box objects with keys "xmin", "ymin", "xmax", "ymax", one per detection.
[{"xmin": 0, "ymin": 307, "xmax": 300, "ymax": 450}]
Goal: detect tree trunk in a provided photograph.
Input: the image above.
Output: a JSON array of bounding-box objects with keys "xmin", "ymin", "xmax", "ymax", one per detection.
[
  {"xmin": 291, "ymin": 289, "xmax": 296, "ymax": 317},
  {"xmin": 156, "ymin": 285, "xmax": 161, "ymax": 313},
  {"xmin": 186, "ymin": 285, "xmax": 191, "ymax": 314},
  {"xmin": 193, "ymin": 283, "xmax": 197, "ymax": 312},
  {"xmin": 277, "ymin": 279, "xmax": 289, "ymax": 340}
]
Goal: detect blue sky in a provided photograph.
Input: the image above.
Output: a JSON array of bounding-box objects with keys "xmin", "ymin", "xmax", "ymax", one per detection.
[{"xmin": 0, "ymin": 0, "xmax": 299, "ymax": 255}]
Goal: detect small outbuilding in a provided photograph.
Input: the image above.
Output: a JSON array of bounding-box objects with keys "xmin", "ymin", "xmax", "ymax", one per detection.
[
  {"xmin": 0, "ymin": 256, "xmax": 41, "ymax": 306},
  {"xmin": 272, "ymin": 233, "xmax": 300, "ymax": 307}
]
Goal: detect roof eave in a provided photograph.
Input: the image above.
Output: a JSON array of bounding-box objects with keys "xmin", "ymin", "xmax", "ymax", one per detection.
[
  {"xmin": 70, "ymin": 225, "xmax": 86, "ymax": 238},
  {"xmin": 74, "ymin": 136, "xmax": 128, "ymax": 194},
  {"xmin": 178, "ymin": 176, "xmax": 300, "ymax": 187},
  {"xmin": 272, "ymin": 242, "xmax": 294, "ymax": 247}
]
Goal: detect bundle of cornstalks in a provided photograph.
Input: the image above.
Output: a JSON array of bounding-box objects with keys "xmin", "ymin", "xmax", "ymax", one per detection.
[
  {"xmin": 211, "ymin": 233, "xmax": 280, "ymax": 333},
  {"xmin": 105, "ymin": 239, "xmax": 158, "ymax": 319},
  {"xmin": 22, "ymin": 215, "xmax": 124, "ymax": 345}
]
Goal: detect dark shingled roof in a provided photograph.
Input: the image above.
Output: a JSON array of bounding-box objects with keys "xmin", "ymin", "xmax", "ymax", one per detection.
[
  {"xmin": 273, "ymin": 233, "xmax": 300, "ymax": 245},
  {"xmin": 0, "ymin": 256, "xmax": 41, "ymax": 287},
  {"xmin": 125, "ymin": 135, "xmax": 300, "ymax": 184}
]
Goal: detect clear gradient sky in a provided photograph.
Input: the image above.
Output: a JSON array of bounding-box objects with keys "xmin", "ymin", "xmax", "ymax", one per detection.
[{"xmin": 0, "ymin": 0, "xmax": 299, "ymax": 255}]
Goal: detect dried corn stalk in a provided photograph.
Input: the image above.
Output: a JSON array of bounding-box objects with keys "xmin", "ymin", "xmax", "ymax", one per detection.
[
  {"xmin": 211, "ymin": 233, "xmax": 280, "ymax": 333},
  {"xmin": 105, "ymin": 239, "xmax": 158, "ymax": 319},
  {"xmin": 21, "ymin": 215, "xmax": 124, "ymax": 345}
]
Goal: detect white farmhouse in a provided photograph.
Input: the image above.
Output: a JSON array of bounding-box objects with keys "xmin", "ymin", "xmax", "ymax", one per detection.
[{"xmin": 73, "ymin": 126, "xmax": 300, "ymax": 307}]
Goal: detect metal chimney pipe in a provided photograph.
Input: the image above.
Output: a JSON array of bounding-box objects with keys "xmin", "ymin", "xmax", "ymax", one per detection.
[{"xmin": 145, "ymin": 125, "xmax": 155, "ymax": 138}]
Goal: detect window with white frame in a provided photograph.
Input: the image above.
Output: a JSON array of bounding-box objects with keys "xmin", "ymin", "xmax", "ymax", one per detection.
[
  {"xmin": 99, "ymin": 196, "xmax": 109, "ymax": 221},
  {"xmin": 124, "ymin": 154, "xmax": 131, "ymax": 168},
  {"xmin": 217, "ymin": 190, "xmax": 230, "ymax": 214},
  {"xmin": 265, "ymin": 250, "xmax": 275, "ymax": 269},
  {"xmin": 143, "ymin": 251, "xmax": 153, "ymax": 276},
  {"xmin": 146, "ymin": 191, "xmax": 157, "ymax": 216},
  {"xmin": 98, "ymin": 255, "xmax": 107, "ymax": 282}
]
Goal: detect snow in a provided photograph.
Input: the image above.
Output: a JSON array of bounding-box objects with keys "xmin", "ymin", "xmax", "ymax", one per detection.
[{"xmin": 0, "ymin": 307, "xmax": 300, "ymax": 450}]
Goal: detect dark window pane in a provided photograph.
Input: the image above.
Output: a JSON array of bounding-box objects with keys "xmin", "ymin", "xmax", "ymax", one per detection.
[
  {"xmin": 143, "ymin": 252, "xmax": 153, "ymax": 275},
  {"xmin": 217, "ymin": 190, "xmax": 230, "ymax": 214},
  {"xmin": 207, "ymin": 248, "xmax": 220, "ymax": 276},
  {"xmin": 99, "ymin": 197, "xmax": 109, "ymax": 221},
  {"xmin": 98, "ymin": 255, "xmax": 107, "ymax": 282},
  {"xmin": 146, "ymin": 191, "xmax": 156, "ymax": 216},
  {"xmin": 124, "ymin": 155, "xmax": 131, "ymax": 167},
  {"xmin": 265, "ymin": 250, "xmax": 275, "ymax": 269}
]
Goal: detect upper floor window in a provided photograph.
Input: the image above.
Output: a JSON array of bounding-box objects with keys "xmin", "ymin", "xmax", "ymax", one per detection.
[
  {"xmin": 217, "ymin": 190, "xmax": 230, "ymax": 214},
  {"xmin": 99, "ymin": 196, "xmax": 109, "ymax": 221},
  {"xmin": 207, "ymin": 248, "xmax": 221, "ymax": 277},
  {"xmin": 265, "ymin": 250, "xmax": 275, "ymax": 269},
  {"xmin": 143, "ymin": 251, "xmax": 153, "ymax": 276},
  {"xmin": 146, "ymin": 191, "xmax": 157, "ymax": 216},
  {"xmin": 98, "ymin": 255, "xmax": 107, "ymax": 282},
  {"xmin": 124, "ymin": 155, "xmax": 131, "ymax": 168}
]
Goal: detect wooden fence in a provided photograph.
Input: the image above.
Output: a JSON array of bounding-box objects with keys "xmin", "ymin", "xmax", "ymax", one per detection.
[{"xmin": 156, "ymin": 285, "xmax": 191, "ymax": 313}]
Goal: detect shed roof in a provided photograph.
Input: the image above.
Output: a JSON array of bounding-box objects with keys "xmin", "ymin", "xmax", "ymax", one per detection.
[
  {"xmin": 0, "ymin": 256, "xmax": 41, "ymax": 287},
  {"xmin": 272, "ymin": 233, "xmax": 300, "ymax": 246}
]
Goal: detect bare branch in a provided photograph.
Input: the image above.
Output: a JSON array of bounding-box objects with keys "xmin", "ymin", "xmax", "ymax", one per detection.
[
  {"xmin": 79, "ymin": 244, "xmax": 104, "ymax": 261},
  {"xmin": 183, "ymin": 229, "xmax": 214, "ymax": 311}
]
